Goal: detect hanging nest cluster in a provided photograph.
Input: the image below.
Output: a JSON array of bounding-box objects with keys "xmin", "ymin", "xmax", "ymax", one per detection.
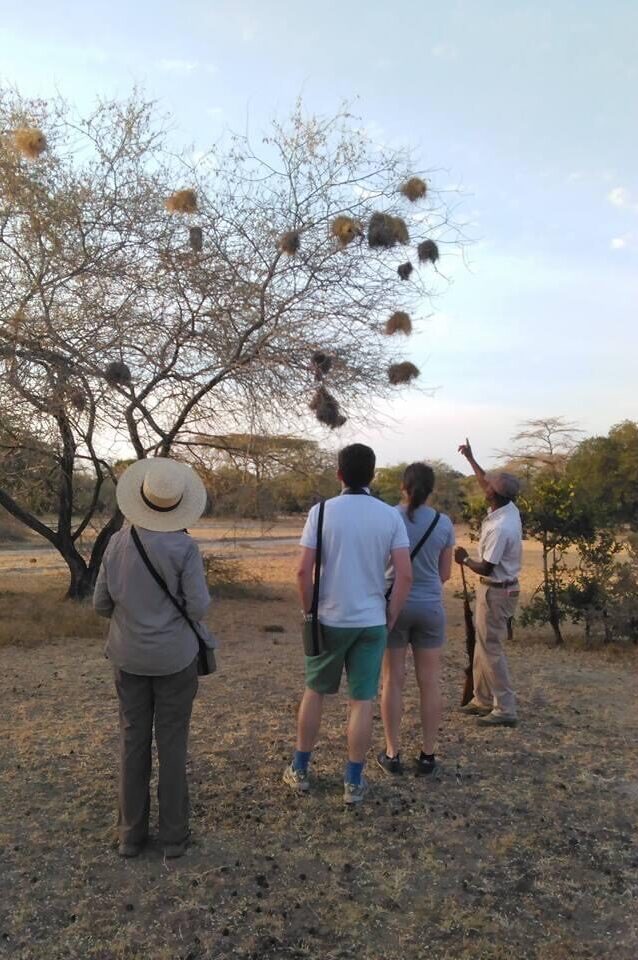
[
  {"xmin": 400, "ymin": 177, "xmax": 428, "ymax": 202},
  {"xmin": 397, "ymin": 261, "xmax": 413, "ymax": 281},
  {"xmin": 385, "ymin": 312, "xmax": 412, "ymax": 336},
  {"xmin": 104, "ymin": 361, "xmax": 132, "ymax": 387},
  {"xmin": 279, "ymin": 230, "xmax": 300, "ymax": 256},
  {"xmin": 13, "ymin": 127, "xmax": 47, "ymax": 160},
  {"xmin": 67, "ymin": 386, "xmax": 87, "ymax": 412},
  {"xmin": 331, "ymin": 216, "xmax": 363, "ymax": 248},
  {"xmin": 309, "ymin": 386, "xmax": 346, "ymax": 429},
  {"xmin": 165, "ymin": 189, "xmax": 198, "ymax": 214},
  {"xmin": 388, "ymin": 361, "xmax": 420, "ymax": 385},
  {"xmin": 417, "ymin": 239, "xmax": 439, "ymax": 264},
  {"xmin": 189, "ymin": 226, "xmax": 203, "ymax": 252},
  {"xmin": 367, "ymin": 212, "xmax": 409, "ymax": 249},
  {"xmin": 311, "ymin": 351, "xmax": 333, "ymax": 381}
]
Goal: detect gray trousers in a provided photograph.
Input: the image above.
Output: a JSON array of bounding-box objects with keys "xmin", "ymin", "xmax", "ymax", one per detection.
[
  {"xmin": 473, "ymin": 583, "xmax": 518, "ymax": 717},
  {"xmin": 113, "ymin": 658, "xmax": 198, "ymax": 846}
]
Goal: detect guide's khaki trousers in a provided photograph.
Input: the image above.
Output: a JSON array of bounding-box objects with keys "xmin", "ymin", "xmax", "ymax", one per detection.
[
  {"xmin": 473, "ymin": 583, "xmax": 518, "ymax": 717},
  {"xmin": 113, "ymin": 658, "xmax": 198, "ymax": 846}
]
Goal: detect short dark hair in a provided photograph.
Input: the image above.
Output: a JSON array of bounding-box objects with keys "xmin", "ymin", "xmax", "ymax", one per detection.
[
  {"xmin": 403, "ymin": 462, "xmax": 435, "ymax": 521},
  {"xmin": 338, "ymin": 444, "xmax": 376, "ymax": 489}
]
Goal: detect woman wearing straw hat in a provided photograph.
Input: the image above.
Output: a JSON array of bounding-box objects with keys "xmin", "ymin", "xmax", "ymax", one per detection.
[{"xmin": 94, "ymin": 458, "xmax": 213, "ymax": 859}]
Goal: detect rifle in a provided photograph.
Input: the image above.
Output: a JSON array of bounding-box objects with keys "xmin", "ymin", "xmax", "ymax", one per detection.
[{"xmin": 460, "ymin": 564, "xmax": 476, "ymax": 706}]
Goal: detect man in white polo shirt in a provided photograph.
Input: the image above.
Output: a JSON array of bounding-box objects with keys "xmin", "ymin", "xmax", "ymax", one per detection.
[
  {"xmin": 283, "ymin": 443, "xmax": 412, "ymax": 804},
  {"xmin": 455, "ymin": 439, "xmax": 522, "ymax": 727}
]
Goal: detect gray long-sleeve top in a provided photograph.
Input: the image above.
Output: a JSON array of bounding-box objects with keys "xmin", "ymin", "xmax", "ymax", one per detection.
[{"xmin": 93, "ymin": 524, "xmax": 213, "ymax": 676}]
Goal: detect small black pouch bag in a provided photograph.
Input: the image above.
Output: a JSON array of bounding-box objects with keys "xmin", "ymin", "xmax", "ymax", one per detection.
[{"xmin": 302, "ymin": 500, "xmax": 325, "ymax": 657}]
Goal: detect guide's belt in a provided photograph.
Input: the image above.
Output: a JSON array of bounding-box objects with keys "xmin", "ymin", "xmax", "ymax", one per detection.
[{"xmin": 479, "ymin": 577, "xmax": 519, "ymax": 589}]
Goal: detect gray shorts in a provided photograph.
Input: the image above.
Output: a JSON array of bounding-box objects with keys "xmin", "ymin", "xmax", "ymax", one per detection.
[{"xmin": 387, "ymin": 602, "xmax": 446, "ymax": 650}]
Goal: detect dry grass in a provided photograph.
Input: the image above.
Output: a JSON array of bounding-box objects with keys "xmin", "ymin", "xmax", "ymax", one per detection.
[
  {"xmin": 0, "ymin": 513, "xmax": 32, "ymax": 544},
  {"xmin": 0, "ymin": 533, "xmax": 637, "ymax": 959}
]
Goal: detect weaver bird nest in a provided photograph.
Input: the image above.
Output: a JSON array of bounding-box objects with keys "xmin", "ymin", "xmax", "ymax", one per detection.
[
  {"xmin": 400, "ymin": 177, "xmax": 427, "ymax": 202},
  {"xmin": 189, "ymin": 226, "xmax": 203, "ymax": 252},
  {"xmin": 165, "ymin": 189, "xmax": 198, "ymax": 214},
  {"xmin": 311, "ymin": 351, "xmax": 333, "ymax": 380},
  {"xmin": 417, "ymin": 239, "xmax": 439, "ymax": 264},
  {"xmin": 331, "ymin": 216, "xmax": 363, "ymax": 248},
  {"xmin": 309, "ymin": 386, "xmax": 346, "ymax": 429},
  {"xmin": 279, "ymin": 230, "xmax": 300, "ymax": 255},
  {"xmin": 397, "ymin": 261, "xmax": 414, "ymax": 281},
  {"xmin": 388, "ymin": 361, "xmax": 419, "ymax": 385},
  {"xmin": 104, "ymin": 361, "xmax": 132, "ymax": 387},
  {"xmin": 385, "ymin": 312, "xmax": 412, "ymax": 336},
  {"xmin": 13, "ymin": 127, "xmax": 47, "ymax": 160},
  {"xmin": 367, "ymin": 212, "xmax": 409, "ymax": 249}
]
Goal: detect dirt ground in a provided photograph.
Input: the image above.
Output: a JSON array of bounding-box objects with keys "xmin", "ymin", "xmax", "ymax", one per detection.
[{"xmin": 0, "ymin": 528, "xmax": 637, "ymax": 960}]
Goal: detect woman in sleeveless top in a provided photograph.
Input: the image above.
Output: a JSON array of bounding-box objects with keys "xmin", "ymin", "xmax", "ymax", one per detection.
[{"xmin": 378, "ymin": 463, "xmax": 455, "ymax": 776}]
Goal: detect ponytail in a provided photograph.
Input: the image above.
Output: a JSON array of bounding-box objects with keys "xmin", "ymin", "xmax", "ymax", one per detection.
[{"xmin": 403, "ymin": 462, "xmax": 435, "ymax": 522}]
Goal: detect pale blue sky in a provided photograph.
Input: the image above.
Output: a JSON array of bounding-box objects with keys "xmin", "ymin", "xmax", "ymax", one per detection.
[{"xmin": 1, "ymin": 0, "xmax": 636, "ymax": 467}]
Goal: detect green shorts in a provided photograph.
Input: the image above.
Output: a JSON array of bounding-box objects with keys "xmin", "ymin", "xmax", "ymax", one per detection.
[{"xmin": 304, "ymin": 624, "xmax": 387, "ymax": 701}]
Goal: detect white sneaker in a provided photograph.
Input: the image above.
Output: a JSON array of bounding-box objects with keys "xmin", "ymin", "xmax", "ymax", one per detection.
[
  {"xmin": 343, "ymin": 777, "xmax": 368, "ymax": 806},
  {"xmin": 283, "ymin": 763, "xmax": 310, "ymax": 794}
]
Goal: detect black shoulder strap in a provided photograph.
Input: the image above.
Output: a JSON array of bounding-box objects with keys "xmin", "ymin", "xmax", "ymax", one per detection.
[
  {"xmin": 385, "ymin": 511, "xmax": 441, "ymax": 602},
  {"xmin": 410, "ymin": 511, "xmax": 441, "ymax": 562},
  {"xmin": 309, "ymin": 500, "xmax": 325, "ymax": 653},
  {"xmin": 130, "ymin": 526, "xmax": 209, "ymax": 674}
]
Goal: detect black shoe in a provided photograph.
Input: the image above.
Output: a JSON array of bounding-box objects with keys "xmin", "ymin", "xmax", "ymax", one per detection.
[
  {"xmin": 376, "ymin": 750, "xmax": 404, "ymax": 775},
  {"xmin": 414, "ymin": 753, "xmax": 438, "ymax": 776}
]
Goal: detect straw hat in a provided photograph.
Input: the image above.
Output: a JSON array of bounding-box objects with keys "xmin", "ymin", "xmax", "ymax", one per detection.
[{"xmin": 116, "ymin": 459, "xmax": 207, "ymax": 532}]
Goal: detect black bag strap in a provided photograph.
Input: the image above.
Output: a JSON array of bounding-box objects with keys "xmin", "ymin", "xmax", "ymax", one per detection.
[
  {"xmin": 386, "ymin": 511, "xmax": 441, "ymax": 601},
  {"xmin": 309, "ymin": 500, "xmax": 325, "ymax": 653},
  {"xmin": 409, "ymin": 510, "xmax": 441, "ymax": 562},
  {"xmin": 130, "ymin": 526, "xmax": 209, "ymax": 675}
]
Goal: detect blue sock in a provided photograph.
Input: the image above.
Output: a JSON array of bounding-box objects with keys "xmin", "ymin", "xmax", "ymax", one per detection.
[
  {"xmin": 293, "ymin": 750, "xmax": 311, "ymax": 773},
  {"xmin": 344, "ymin": 760, "xmax": 364, "ymax": 785}
]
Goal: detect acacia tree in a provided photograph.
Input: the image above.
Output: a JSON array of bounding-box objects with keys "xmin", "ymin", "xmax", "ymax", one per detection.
[
  {"xmin": 0, "ymin": 89, "xmax": 462, "ymax": 598},
  {"xmin": 187, "ymin": 434, "xmax": 339, "ymax": 517},
  {"xmin": 499, "ymin": 417, "xmax": 582, "ymax": 477},
  {"xmin": 501, "ymin": 419, "xmax": 586, "ymax": 644}
]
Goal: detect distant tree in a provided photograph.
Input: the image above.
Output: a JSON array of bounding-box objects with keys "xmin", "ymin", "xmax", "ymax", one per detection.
[
  {"xmin": 567, "ymin": 421, "xmax": 638, "ymax": 529},
  {"xmin": 500, "ymin": 417, "xmax": 582, "ymax": 478},
  {"xmin": 190, "ymin": 434, "xmax": 338, "ymax": 517},
  {"xmin": 518, "ymin": 473, "xmax": 596, "ymax": 644},
  {"xmin": 373, "ymin": 459, "xmax": 466, "ymax": 521},
  {"xmin": 373, "ymin": 463, "xmax": 406, "ymax": 506}
]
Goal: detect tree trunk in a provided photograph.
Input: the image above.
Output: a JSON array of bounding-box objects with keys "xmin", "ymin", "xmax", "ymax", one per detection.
[
  {"xmin": 62, "ymin": 510, "xmax": 123, "ymax": 601},
  {"xmin": 542, "ymin": 541, "xmax": 564, "ymax": 645},
  {"xmin": 64, "ymin": 555, "xmax": 95, "ymax": 601},
  {"xmin": 548, "ymin": 607, "xmax": 563, "ymax": 645}
]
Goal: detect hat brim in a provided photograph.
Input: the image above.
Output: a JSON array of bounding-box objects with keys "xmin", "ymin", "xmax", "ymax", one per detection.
[
  {"xmin": 116, "ymin": 459, "xmax": 207, "ymax": 532},
  {"xmin": 485, "ymin": 471, "xmax": 521, "ymax": 499}
]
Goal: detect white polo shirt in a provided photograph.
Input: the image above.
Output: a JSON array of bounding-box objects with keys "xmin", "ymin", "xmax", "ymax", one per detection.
[
  {"xmin": 300, "ymin": 493, "xmax": 409, "ymax": 627},
  {"xmin": 478, "ymin": 501, "xmax": 523, "ymax": 583}
]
